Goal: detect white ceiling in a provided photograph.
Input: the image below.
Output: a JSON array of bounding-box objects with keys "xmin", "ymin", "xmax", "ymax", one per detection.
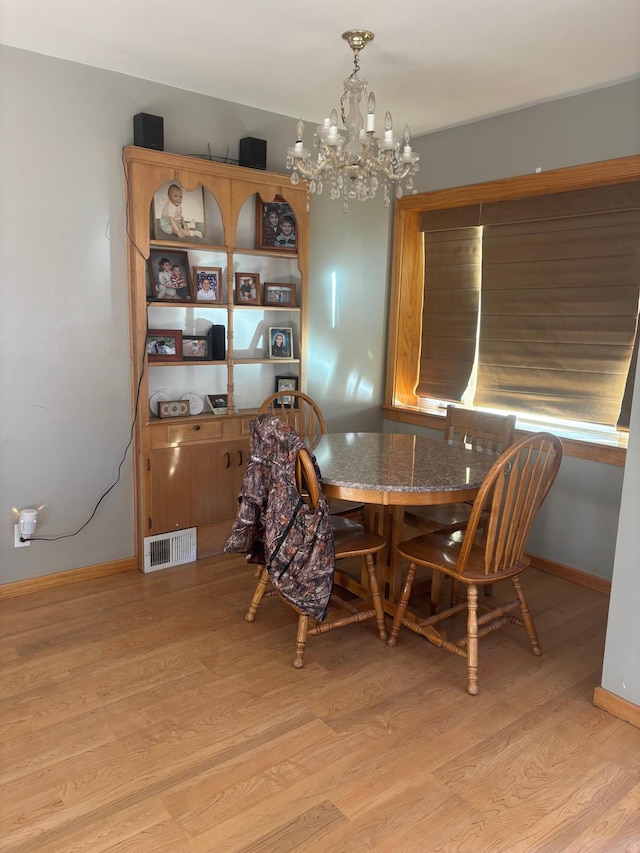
[{"xmin": 2, "ymin": 0, "xmax": 639, "ymax": 136}]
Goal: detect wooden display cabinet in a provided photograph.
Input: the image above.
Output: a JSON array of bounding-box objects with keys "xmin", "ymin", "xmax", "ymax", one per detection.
[{"xmin": 124, "ymin": 146, "xmax": 309, "ymax": 563}]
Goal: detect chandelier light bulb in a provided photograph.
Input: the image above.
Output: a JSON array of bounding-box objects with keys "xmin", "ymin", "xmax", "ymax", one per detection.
[
  {"xmin": 286, "ymin": 30, "xmax": 419, "ymax": 211},
  {"xmin": 367, "ymin": 91, "xmax": 376, "ymax": 132}
]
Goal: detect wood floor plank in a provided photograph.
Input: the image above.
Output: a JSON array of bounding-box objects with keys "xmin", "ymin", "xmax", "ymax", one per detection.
[{"xmin": 561, "ymin": 782, "xmax": 640, "ymax": 853}]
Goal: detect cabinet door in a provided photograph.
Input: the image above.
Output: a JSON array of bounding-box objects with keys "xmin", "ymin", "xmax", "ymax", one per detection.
[
  {"xmin": 219, "ymin": 438, "xmax": 248, "ymax": 521},
  {"xmin": 149, "ymin": 439, "xmax": 248, "ymax": 534}
]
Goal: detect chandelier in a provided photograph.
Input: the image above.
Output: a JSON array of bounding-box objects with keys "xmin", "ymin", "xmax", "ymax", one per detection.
[{"xmin": 286, "ymin": 30, "xmax": 419, "ymax": 211}]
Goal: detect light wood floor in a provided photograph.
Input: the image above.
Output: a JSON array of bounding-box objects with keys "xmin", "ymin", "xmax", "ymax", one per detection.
[{"xmin": 1, "ymin": 554, "xmax": 639, "ymax": 853}]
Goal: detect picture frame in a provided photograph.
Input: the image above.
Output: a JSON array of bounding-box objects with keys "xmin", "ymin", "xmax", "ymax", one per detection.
[
  {"xmin": 192, "ymin": 266, "xmax": 223, "ymax": 303},
  {"xmin": 146, "ymin": 329, "xmax": 183, "ymax": 363},
  {"xmin": 234, "ymin": 273, "xmax": 261, "ymax": 305},
  {"xmin": 268, "ymin": 327, "xmax": 293, "ymax": 359},
  {"xmin": 256, "ymin": 196, "xmax": 297, "ymax": 253},
  {"xmin": 205, "ymin": 394, "xmax": 229, "ymax": 414},
  {"xmin": 148, "ymin": 249, "xmax": 192, "ymax": 302},
  {"xmin": 153, "ymin": 181, "xmax": 205, "ymax": 243},
  {"xmin": 182, "ymin": 334, "xmax": 212, "ymax": 361},
  {"xmin": 275, "ymin": 375, "xmax": 299, "ymax": 408},
  {"xmin": 264, "ymin": 282, "xmax": 297, "ymax": 307}
]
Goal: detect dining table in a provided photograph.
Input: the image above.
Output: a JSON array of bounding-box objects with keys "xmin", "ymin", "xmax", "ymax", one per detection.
[{"xmin": 308, "ymin": 432, "xmax": 498, "ymax": 608}]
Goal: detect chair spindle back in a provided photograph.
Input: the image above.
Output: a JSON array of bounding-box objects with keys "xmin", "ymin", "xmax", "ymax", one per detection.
[{"xmin": 457, "ymin": 432, "xmax": 563, "ymax": 576}]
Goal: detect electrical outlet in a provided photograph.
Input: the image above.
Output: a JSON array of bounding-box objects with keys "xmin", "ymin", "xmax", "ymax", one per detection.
[{"xmin": 14, "ymin": 524, "xmax": 30, "ymax": 547}]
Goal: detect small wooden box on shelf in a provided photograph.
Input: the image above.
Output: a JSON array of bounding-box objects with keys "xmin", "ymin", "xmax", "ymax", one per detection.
[{"xmin": 124, "ymin": 146, "xmax": 309, "ymax": 563}]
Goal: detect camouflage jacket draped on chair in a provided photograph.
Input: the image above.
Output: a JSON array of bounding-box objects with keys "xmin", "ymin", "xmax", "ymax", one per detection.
[{"xmin": 224, "ymin": 414, "xmax": 335, "ymax": 621}]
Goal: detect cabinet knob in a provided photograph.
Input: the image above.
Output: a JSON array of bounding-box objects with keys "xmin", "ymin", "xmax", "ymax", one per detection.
[
  {"xmin": 237, "ymin": 450, "xmax": 243, "ymax": 466},
  {"xmin": 224, "ymin": 452, "xmax": 231, "ymax": 469},
  {"xmin": 193, "ymin": 424, "xmax": 201, "ymax": 431}
]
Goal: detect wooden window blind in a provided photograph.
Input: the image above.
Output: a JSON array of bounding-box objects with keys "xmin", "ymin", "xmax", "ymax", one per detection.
[
  {"xmin": 417, "ymin": 182, "xmax": 640, "ymax": 426},
  {"xmin": 416, "ymin": 225, "xmax": 481, "ymax": 402}
]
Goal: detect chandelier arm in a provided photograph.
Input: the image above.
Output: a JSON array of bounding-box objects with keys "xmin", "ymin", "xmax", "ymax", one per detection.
[{"xmin": 379, "ymin": 162, "xmax": 415, "ymax": 182}]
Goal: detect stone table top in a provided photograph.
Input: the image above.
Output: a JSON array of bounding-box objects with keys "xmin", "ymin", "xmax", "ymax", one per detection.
[{"xmin": 308, "ymin": 432, "xmax": 497, "ymax": 505}]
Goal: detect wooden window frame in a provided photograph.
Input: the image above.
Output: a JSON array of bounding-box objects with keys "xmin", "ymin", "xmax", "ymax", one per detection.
[{"xmin": 385, "ymin": 155, "xmax": 640, "ymax": 466}]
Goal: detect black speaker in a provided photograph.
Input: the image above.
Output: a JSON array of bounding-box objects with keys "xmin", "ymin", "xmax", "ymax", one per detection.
[
  {"xmin": 209, "ymin": 325, "xmax": 226, "ymax": 361},
  {"xmin": 239, "ymin": 137, "xmax": 267, "ymax": 170},
  {"xmin": 133, "ymin": 113, "xmax": 164, "ymax": 151}
]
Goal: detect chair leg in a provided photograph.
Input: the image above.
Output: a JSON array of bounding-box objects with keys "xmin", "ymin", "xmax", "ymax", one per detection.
[
  {"xmin": 294, "ymin": 614, "xmax": 310, "ymax": 668},
  {"xmin": 512, "ymin": 576, "xmax": 542, "ymax": 656},
  {"xmin": 245, "ymin": 567, "xmax": 269, "ymax": 622},
  {"xmin": 466, "ymin": 584, "xmax": 479, "ymax": 695},
  {"xmin": 430, "ymin": 570, "xmax": 443, "ymax": 614},
  {"xmin": 388, "ymin": 561, "xmax": 418, "ymax": 647},
  {"xmin": 363, "ymin": 553, "xmax": 387, "ymax": 641}
]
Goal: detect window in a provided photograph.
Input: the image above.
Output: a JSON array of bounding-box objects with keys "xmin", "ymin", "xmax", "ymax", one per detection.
[{"xmin": 386, "ymin": 156, "xmax": 640, "ymax": 438}]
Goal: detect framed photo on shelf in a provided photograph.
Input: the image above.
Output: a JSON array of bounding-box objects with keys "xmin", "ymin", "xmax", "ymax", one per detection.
[
  {"xmin": 275, "ymin": 375, "xmax": 299, "ymax": 407},
  {"xmin": 146, "ymin": 329, "xmax": 183, "ymax": 363},
  {"xmin": 192, "ymin": 266, "xmax": 223, "ymax": 303},
  {"xmin": 153, "ymin": 181, "xmax": 205, "ymax": 243},
  {"xmin": 205, "ymin": 394, "xmax": 229, "ymax": 414},
  {"xmin": 268, "ymin": 327, "xmax": 293, "ymax": 359},
  {"xmin": 182, "ymin": 334, "xmax": 212, "ymax": 361},
  {"xmin": 264, "ymin": 282, "xmax": 297, "ymax": 307},
  {"xmin": 148, "ymin": 249, "xmax": 192, "ymax": 302},
  {"xmin": 255, "ymin": 196, "xmax": 297, "ymax": 253},
  {"xmin": 234, "ymin": 273, "xmax": 261, "ymax": 305}
]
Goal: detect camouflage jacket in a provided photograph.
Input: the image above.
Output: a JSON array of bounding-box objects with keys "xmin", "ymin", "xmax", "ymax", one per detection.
[{"xmin": 224, "ymin": 414, "xmax": 335, "ymax": 622}]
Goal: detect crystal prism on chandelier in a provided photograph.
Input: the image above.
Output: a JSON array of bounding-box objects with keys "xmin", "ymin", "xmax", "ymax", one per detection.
[{"xmin": 286, "ymin": 29, "xmax": 419, "ymax": 212}]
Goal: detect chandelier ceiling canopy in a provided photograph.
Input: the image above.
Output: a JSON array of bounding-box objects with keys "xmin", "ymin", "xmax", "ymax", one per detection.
[{"xmin": 286, "ymin": 30, "xmax": 420, "ymax": 212}]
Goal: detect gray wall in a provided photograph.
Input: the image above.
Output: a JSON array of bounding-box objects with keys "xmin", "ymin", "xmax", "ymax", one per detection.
[
  {"xmin": 385, "ymin": 78, "xmax": 640, "ymax": 580},
  {"xmin": 601, "ymin": 354, "xmax": 640, "ymax": 705}
]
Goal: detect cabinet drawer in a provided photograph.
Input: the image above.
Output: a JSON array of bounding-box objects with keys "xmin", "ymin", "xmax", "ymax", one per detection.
[{"xmin": 150, "ymin": 420, "xmax": 224, "ymax": 447}]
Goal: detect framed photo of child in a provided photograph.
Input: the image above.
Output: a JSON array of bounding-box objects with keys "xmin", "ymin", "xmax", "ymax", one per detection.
[
  {"xmin": 192, "ymin": 266, "xmax": 223, "ymax": 303},
  {"xmin": 255, "ymin": 196, "xmax": 297, "ymax": 253},
  {"xmin": 234, "ymin": 273, "xmax": 261, "ymax": 305},
  {"xmin": 268, "ymin": 327, "xmax": 293, "ymax": 359},
  {"xmin": 153, "ymin": 181, "xmax": 206, "ymax": 243},
  {"xmin": 182, "ymin": 335, "xmax": 212, "ymax": 361},
  {"xmin": 146, "ymin": 329, "xmax": 183, "ymax": 363},
  {"xmin": 148, "ymin": 249, "xmax": 193, "ymax": 302}
]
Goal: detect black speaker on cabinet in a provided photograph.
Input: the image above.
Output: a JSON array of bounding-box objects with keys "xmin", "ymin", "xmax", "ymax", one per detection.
[
  {"xmin": 209, "ymin": 325, "xmax": 226, "ymax": 361},
  {"xmin": 239, "ymin": 137, "xmax": 267, "ymax": 170},
  {"xmin": 133, "ymin": 113, "xmax": 164, "ymax": 151}
]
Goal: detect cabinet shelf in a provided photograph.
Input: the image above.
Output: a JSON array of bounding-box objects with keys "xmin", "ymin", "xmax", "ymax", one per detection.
[
  {"xmin": 234, "ymin": 358, "xmax": 300, "ymax": 365},
  {"xmin": 232, "ymin": 304, "xmax": 300, "ymax": 312},
  {"xmin": 148, "ymin": 360, "xmax": 227, "ymax": 367},
  {"xmin": 232, "ymin": 246, "xmax": 298, "ymax": 260},
  {"xmin": 149, "ymin": 239, "xmax": 227, "ymax": 254}
]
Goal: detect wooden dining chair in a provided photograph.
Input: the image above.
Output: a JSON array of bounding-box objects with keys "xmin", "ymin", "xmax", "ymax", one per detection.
[
  {"xmin": 258, "ymin": 390, "xmax": 327, "ymax": 440},
  {"xmin": 404, "ymin": 406, "xmax": 517, "ymax": 607},
  {"xmin": 259, "ymin": 390, "xmax": 364, "ymax": 521},
  {"xmin": 404, "ymin": 405, "xmax": 517, "ymax": 536},
  {"xmin": 245, "ymin": 446, "xmax": 388, "ymax": 668},
  {"xmin": 388, "ymin": 432, "xmax": 562, "ymax": 694}
]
